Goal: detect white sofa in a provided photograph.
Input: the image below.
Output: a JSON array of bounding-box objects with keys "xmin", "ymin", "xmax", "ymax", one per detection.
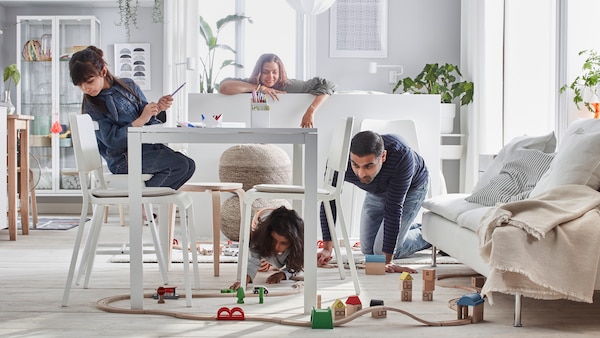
[{"xmin": 422, "ymin": 118, "xmax": 600, "ymax": 326}]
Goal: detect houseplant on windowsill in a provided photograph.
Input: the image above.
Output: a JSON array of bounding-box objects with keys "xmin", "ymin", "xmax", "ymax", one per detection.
[
  {"xmin": 560, "ymin": 49, "xmax": 600, "ymax": 118},
  {"xmin": 393, "ymin": 63, "xmax": 474, "ymax": 133},
  {"xmin": 2, "ymin": 63, "xmax": 20, "ymax": 115},
  {"xmin": 198, "ymin": 15, "xmax": 252, "ymax": 93}
]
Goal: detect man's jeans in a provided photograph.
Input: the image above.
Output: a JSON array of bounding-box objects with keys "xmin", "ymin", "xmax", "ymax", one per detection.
[{"xmin": 359, "ymin": 178, "xmax": 431, "ymax": 259}]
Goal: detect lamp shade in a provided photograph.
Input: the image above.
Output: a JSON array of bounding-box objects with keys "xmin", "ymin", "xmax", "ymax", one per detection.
[{"xmin": 286, "ymin": 0, "xmax": 336, "ymax": 15}]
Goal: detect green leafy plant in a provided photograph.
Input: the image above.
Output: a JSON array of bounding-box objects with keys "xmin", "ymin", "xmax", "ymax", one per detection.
[
  {"xmin": 560, "ymin": 49, "xmax": 600, "ymax": 113},
  {"xmin": 117, "ymin": 0, "xmax": 163, "ymax": 41},
  {"xmin": 3, "ymin": 64, "xmax": 20, "ymax": 92},
  {"xmin": 393, "ymin": 63, "xmax": 474, "ymax": 106},
  {"xmin": 198, "ymin": 15, "xmax": 252, "ymax": 93}
]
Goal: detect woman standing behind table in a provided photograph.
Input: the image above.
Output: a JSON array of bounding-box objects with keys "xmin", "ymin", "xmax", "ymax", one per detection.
[
  {"xmin": 219, "ymin": 53, "xmax": 337, "ymax": 128},
  {"xmin": 69, "ymin": 46, "xmax": 195, "ymax": 190}
]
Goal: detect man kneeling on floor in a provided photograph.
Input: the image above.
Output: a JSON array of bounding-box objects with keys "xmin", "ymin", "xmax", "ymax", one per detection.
[{"xmin": 317, "ymin": 131, "xmax": 432, "ymax": 274}]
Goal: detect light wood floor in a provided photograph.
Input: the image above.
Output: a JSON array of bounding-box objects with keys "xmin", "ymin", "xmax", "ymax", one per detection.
[{"xmin": 2, "ymin": 214, "xmax": 600, "ymax": 337}]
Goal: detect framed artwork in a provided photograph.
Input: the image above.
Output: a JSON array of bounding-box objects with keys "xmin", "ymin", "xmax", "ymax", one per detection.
[
  {"xmin": 330, "ymin": 0, "xmax": 388, "ymax": 58},
  {"xmin": 114, "ymin": 43, "xmax": 151, "ymax": 90}
]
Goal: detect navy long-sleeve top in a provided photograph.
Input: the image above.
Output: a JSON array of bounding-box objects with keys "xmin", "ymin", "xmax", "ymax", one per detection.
[
  {"xmin": 82, "ymin": 78, "xmax": 162, "ymax": 172},
  {"xmin": 320, "ymin": 134, "xmax": 429, "ymax": 254}
]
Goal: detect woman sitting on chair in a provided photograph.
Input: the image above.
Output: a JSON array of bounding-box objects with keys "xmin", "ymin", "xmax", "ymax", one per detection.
[{"xmin": 68, "ymin": 46, "xmax": 195, "ymax": 190}]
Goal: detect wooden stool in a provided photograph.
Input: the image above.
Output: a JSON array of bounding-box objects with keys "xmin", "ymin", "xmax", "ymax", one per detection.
[{"xmin": 181, "ymin": 182, "xmax": 244, "ymax": 276}]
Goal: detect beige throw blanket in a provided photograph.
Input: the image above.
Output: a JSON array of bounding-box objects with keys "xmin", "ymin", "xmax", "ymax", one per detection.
[{"xmin": 477, "ymin": 184, "xmax": 600, "ymax": 304}]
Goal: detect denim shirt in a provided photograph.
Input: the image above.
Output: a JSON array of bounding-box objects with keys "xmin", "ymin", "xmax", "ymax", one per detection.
[{"xmin": 82, "ymin": 78, "xmax": 162, "ymax": 172}]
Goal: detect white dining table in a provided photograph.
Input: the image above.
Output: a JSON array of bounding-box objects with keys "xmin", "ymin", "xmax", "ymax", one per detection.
[{"xmin": 127, "ymin": 126, "xmax": 318, "ymax": 313}]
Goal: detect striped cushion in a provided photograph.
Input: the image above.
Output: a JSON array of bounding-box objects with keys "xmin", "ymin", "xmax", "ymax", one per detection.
[{"xmin": 465, "ymin": 148, "xmax": 555, "ymax": 206}]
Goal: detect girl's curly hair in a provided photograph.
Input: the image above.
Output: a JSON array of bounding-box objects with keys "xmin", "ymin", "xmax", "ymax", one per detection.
[{"xmin": 250, "ymin": 206, "xmax": 304, "ymax": 273}]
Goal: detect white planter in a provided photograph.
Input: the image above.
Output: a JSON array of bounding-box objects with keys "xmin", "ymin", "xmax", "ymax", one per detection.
[{"xmin": 440, "ymin": 103, "xmax": 456, "ymax": 134}]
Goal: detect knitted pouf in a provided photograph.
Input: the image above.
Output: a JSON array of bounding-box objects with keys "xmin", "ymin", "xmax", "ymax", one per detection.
[
  {"xmin": 219, "ymin": 144, "xmax": 292, "ymax": 190},
  {"xmin": 220, "ymin": 195, "xmax": 292, "ymax": 242},
  {"xmin": 218, "ymin": 144, "xmax": 293, "ymax": 241}
]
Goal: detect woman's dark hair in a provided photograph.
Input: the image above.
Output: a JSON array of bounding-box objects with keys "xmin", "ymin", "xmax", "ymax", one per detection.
[
  {"xmin": 249, "ymin": 53, "xmax": 289, "ymax": 91},
  {"xmin": 69, "ymin": 45, "xmax": 141, "ymax": 114},
  {"xmin": 250, "ymin": 206, "xmax": 304, "ymax": 273},
  {"xmin": 350, "ymin": 130, "xmax": 385, "ymax": 157}
]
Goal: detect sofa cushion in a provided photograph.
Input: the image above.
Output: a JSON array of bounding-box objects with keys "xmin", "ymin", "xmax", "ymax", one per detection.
[
  {"xmin": 422, "ymin": 193, "xmax": 482, "ymax": 223},
  {"xmin": 473, "ymin": 131, "xmax": 556, "ymax": 193},
  {"xmin": 465, "ymin": 148, "xmax": 555, "ymax": 206},
  {"xmin": 530, "ymin": 128, "xmax": 600, "ymax": 197},
  {"xmin": 456, "ymin": 206, "xmax": 493, "ymax": 232}
]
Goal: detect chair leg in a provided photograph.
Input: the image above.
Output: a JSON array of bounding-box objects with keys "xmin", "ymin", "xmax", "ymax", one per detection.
[
  {"xmin": 147, "ymin": 204, "xmax": 169, "ymax": 285},
  {"xmin": 237, "ymin": 195, "xmax": 254, "ymax": 285},
  {"xmin": 334, "ymin": 202, "xmax": 361, "ymax": 295},
  {"xmin": 29, "ymin": 171, "xmax": 38, "ymax": 228},
  {"xmin": 81, "ymin": 206, "xmax": 105, "ymax": 288},
  {"xmin": 210, "ymin": 190, "xmax": 221, "ymax": 277},
  {"xmin": 76, "ymin": 206, "xmax": 101, "ymax": 285},
  {"xmin": 62, "ymin": 201, "xmax": 90, "ymax": 306},
  {"xmin": 431, "ymin": 245, "xmax": 437, "ymax": 267},
  {"xmin": 103, "ymin": 206, "xmax": 109, "ymax": 224},
  {"xmin": 119, "ymin": 204, "xmax": 125, "ymax": 226},
  {"xmin": 323, "ymin": 202, "xmax": 346, "ymax": 280},
  {"xmin": 177, "ymin": 205, "xmax": 193, "ymax": 307},
  {"xmin": 187, "ymin": 203, "xmax": 200, "ymax": 289}
]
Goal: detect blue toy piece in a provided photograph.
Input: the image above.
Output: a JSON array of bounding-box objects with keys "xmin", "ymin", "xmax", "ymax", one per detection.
[
  {"xmin": 457, "ymin": 293, "xmax": 484, "ymax": 306},
  {"xmin": 364, "ymin": 254, "xmax": 386, "ymax": 263}
]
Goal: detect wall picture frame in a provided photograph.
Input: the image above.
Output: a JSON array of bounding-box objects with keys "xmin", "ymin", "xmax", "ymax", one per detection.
[
  {"xmin": 114, "ymin": 43, "xmax": 151, "ymax": 90},
  {"xmin": 330, "ymin": 0, "xmax": 388, "ymax": 58}
]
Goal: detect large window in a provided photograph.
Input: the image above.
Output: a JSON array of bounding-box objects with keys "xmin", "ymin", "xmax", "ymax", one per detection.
[{"xmin": 196, "ymin": 0, "xmax": 298, "ymax": 82}]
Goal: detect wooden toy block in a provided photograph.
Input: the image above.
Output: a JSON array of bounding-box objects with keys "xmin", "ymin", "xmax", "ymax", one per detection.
[
  {"xmin": 471, "ymin": 276, "xmax": 485, "ymax": 288},
  {"xmin": 331, "ymin": 299, "xmax": 346, "ymax": 320},
  {"xmin": 370, "ymin": 299, "xmax": 386, "ymax": 318},
  {"xmin": 424, "ymin": 280, "xmax": 435, "ymax": 291},
  {"xmin": 402, "ymin": 280, "xmax": 413, "ymax": 290},
  {"xmin": 365, "ymin": 254, "xmax": 386, "ymax": 275},
  {"xmin": 456, "ymin": 293, "xmax": 485, "ymax": 323},
  {"xmin": 401, "ymin": 290, "xmax": 412, "ymax": 302},
  {"xmin": 422, "ymin": 269, "xmax": 436, "ymax": 281},
  {"xmin": 345, "ymin": 295, "xmax": 362, "ymax": 316},
  {"xmin": 422, "ymin": 290, "xmax": 433, "ymax": 301}
]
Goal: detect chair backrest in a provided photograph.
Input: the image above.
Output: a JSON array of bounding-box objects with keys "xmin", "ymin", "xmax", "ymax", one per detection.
[
  {"xmin": 323, "ymin": 117, "xmax": 355, "ymax": 191},
  {"xmin": 360, "ymin": 119, "xmax": 420, "ymax": 152},
  {"xmin": 68, "ymin": 113, "xmax": 107, "ymax": 192}
]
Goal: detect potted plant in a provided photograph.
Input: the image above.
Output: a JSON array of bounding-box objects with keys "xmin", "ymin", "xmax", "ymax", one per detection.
[
  {"xmin": 198, "ymin": 15, "xmax": 252, "ymax": 93},
  {"xmin": 393, "ymin": 63, "xmax": 474, "ymax": 133},
  {"xmin": 117, "ymin": 0, "xmax": 163, "ymax": 41},
  {"xmin": 560, "ymin": 49, "xmax": 600, "ymax": 118},
  {"xmin": 2, "ymin": 63, "xmax": 20, "ymax": 114}
]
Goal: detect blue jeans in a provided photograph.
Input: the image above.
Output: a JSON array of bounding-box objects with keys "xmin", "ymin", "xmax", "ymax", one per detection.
[
  {"xmin": 113, "ymin": 143, "xmax": 195, "ymax": 190},
  {"xmin": 359, "ymin": 178, "xmax": 431, "ymax": 259}
]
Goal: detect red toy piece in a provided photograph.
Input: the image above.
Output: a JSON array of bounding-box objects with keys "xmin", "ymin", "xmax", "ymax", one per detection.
[{"xmin": 217, "ymin": 307, "xmax": 246, "ymax": 320}]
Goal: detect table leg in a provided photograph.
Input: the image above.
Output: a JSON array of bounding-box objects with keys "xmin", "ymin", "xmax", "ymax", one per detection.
[
  {"xmin": 303, "ymin": 133, "xmax": 318, "ymax": 314},
  {"xmin": 127, "ymin": 132, "xmax": 144, "ymax": 310},
  {"xmin": 7, "ymin": 120, "xmax": 17, "ymax": 240},
  {"xmin": 19, "ymin": 128, "xmax": 30, "ymax": 235}
]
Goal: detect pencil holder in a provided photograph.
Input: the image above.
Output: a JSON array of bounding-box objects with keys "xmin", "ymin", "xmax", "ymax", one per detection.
[{"xmin": 251, "ymin": 102, "xmax": 270, "ymax": 128}]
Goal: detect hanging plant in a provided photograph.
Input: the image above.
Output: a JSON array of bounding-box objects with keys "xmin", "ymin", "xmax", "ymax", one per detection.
[{"xmin": 117, "ymin": 0, "xmax": 163, "ymax": 41}]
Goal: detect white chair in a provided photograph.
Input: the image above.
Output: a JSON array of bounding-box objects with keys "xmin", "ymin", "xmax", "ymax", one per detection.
[
  {"xmin": 236, "ymin": 117, "xmax": 360, "ymax": 295},
  {"xmin": 62, "ymin": 113, "xmax": 199, "ymax": 307}
]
